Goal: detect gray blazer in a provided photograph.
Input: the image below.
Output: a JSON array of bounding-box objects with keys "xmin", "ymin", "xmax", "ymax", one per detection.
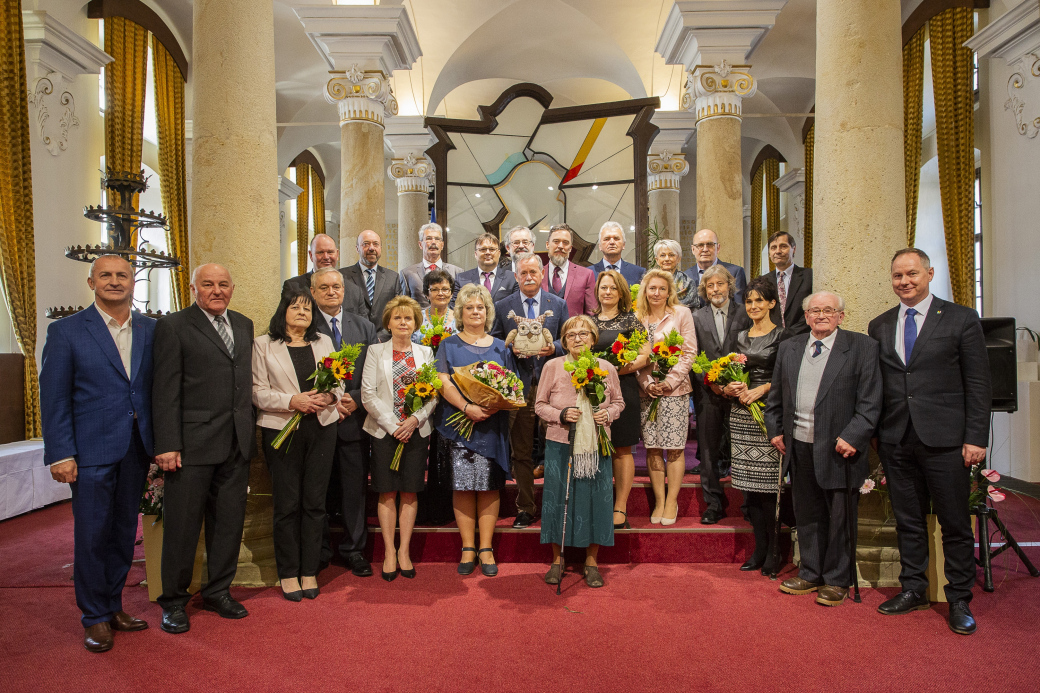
[
  {"xmin": 399, "ymin": 261, "xmax": 461, "ymax": 310},
  {"xmin": 764, "ymin": 329, "xmax": 882, "ymax": 489}
]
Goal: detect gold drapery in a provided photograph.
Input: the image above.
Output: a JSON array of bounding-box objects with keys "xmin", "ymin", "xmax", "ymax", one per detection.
[
  {"xmin": 764, "ymin": 158, "xmax": 780, "ymax": 272},
  {"xmin": 930, "ymin": 7, "xmax": 976, "ymax": 307},
  {"xmin": 311, "ymin": 170, "xmax": 326, "ymax": 237},
  {"xmin": 151, "ymin": 36, "xmax": 190, "ymax": 310},
  {"xmin": 904, "ymin": 27, "xmax": 926, "ymax": 246},
  {"xmin": 295, "ymin": 163, "xmax": 310, "ymax": 275},
  {"xmin": 0, "ymin": 0, "xmax": 41, "ymax": 437},
  {"xmin": 750, "ymin": 166, "xmax": 764, "ymax": 279},
  {"xmin": 803, "ymin": 125, "xmax": 814, "ymax": 268},
  {"xmin": 103, "ymin": 16, "xmax": 148, "ymax": 221}
]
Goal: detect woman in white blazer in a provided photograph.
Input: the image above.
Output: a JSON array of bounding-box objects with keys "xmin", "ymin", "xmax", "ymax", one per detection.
[
  {"xmin": 253, "ymin": 287, "xmax": 340, "ymax": 602},
  {"xmin": 361, "ymin": 296, "xmax": 438, "ymax": 581}
]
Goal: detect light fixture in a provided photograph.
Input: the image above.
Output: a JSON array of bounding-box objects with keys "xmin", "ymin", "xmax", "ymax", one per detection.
[
  {"xmin": 630, "ymin": 225, "xmax": 635, "ymax": 231},
  {"xmin": 548, "ymin": 186, "xmax": 554, "ymax": 191},
  {"xmin": 591, "ymin": 185, "xmax": 598, "ymax": 190},
  {"xmin": 446, "ymin": 227, "xmax": 450, "ymax": 232},
  {"xmin": 475, "ymin": 193, "xmax": 481, "ymax": 198}
]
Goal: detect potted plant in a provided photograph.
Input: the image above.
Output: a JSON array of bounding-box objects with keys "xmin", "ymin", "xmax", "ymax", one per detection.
[{"xmin": 139, "ymin": 463, "xmax": 206, "ymax": 601}]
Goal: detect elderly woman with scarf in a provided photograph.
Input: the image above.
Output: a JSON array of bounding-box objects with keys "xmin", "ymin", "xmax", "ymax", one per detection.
[{"xmin": 534, "ymin": 315, "xmax": 624, "ymax": 588}]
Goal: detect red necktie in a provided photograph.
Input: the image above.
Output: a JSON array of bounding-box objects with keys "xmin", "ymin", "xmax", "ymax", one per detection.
[
  {"xmin": 428, "ymin": 264, "xmax": 437, "ymax": 272},
  {"xmin": 552, "ymin": 267, "xmax": 562, "ymax": 294}
]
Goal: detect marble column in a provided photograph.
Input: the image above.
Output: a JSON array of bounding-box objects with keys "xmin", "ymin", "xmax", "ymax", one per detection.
[
  {"xmin": 190, "ymin": 0, "xmax": 281, "ymax": 587},
  {"xmin": 647, "ymin": 151, "xmax": 688, "ymax": 242},
  {"xmin": 814, "ymin": 0, "xmax": 905, "ymax": 332},
  {"xmin": 388, "ymin": 153, "xmax": 433, "ymax": 272}
]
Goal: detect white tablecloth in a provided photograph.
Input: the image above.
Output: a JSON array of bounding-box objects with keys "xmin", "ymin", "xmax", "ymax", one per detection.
[{"xmin": 0, "ymin": 440, "xmax": 71, "ymax": 521}]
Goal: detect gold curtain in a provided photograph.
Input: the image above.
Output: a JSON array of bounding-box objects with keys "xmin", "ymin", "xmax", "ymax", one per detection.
[
  {"xmin": 0, "ymin": 0, "xmax": 41, "ymax": 437},
  {"xmin": 930, "ymin": 7, "xmax": 976, "ymax": 307},
  {"xmin": 750, "ymin": 166, "xmax": 764, "ymax": 279},
  {"xmin": 904, "ymin": 27, "xmax": 926, "ymax": 246},
  {"xmin": 295, "ymin": 163, "xmax": 310, "ymax": 275},
  {"xmin": 311, "ymin": 169, "xmax": 326, "ymax": 237},
  {"xmin": 151, "ymin": 36, "xmax": 190, "ymax": 310},
  {"xmin": 104, "ymin": 17, "xmax": 148, "ymax": 221},
  {"xmin": 803, "ymin": 125, "xmax": 814, "ymax": 268},
  {"xmin": 763, "ymin": 158, "xmax": 780, "ymax": 272}
]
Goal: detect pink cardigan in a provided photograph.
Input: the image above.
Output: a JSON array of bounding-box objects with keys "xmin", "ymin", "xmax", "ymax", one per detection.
[
  {"xmin": 637, "ymin": 305, "xmax": 698, "ymax": 397},
  {"xmin": 534, "ymin": 356, "xmax": 625, "ymax": 445}
]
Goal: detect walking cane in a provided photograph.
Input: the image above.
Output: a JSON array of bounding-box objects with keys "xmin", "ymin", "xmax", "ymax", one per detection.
[
  {"xmin": 557, "ymin": 421, "xmax": 577, "ymax": 596},
  {"xmin": 769, "ymin": 449, "xmax": 784, "ymax": 580},
  {"xmin": 843, "ymin": 454, "xmax": 862, "ymax": 603}
]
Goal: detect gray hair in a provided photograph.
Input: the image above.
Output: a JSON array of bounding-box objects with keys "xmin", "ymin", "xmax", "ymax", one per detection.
[
  {"xmin": 453, "ymin": 283, "xmax": 496, "ymax": 331},
  {"xmin": 506, "ymin": 225, "xmax": 534, "ymax": 246},
  {"xmin": 513, "ymin": 251, "xmax": 541, "ymax": 272},
  {"xmin": 418, "ymin": 222, "xmax": 443, "ymax": 243},
  {"xmin": 599, "ymin": 221, "xmax": 624, "ymax": 240},
  {"xmin": 310, "ymin": 267, "xmax": 343, "ymax": 288},
  {"xmin": 653, "ymin": 238, "xmax": 683, "ymax": 260},
  {"xmin": 190, "ymin": 263, "xmax": 232, "ymax": 287},
  {"xmin": 697, "ymin": 264, "xmax": 735, "ymax": 300},
  {"xmin": 89, "ymin": 253, "xmax": 133, "ymax": 278},
  {"xmin": 802, "ymin": 290, "xmax": 846, "ymax": 312}
]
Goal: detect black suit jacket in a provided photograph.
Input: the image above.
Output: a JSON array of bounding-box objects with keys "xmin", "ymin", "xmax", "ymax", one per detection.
[
  {"xmin": 761, "ymin": 265, "xmax": 812, "ymax": 336},
  {"xmin": 765, "ymin": 329, "xmax": 883, "ymax": 489},
  {"xmin": 690, "ymin": 299, "xmax": 750, "ymax": 393},
  {"xmin": 152, "ymin": 303, "xmax": 256, "ymax": 465},
  {"xmin": 281, "ymin": 269, "xmax": 367, "ymax": 318},
  {"xmin": 315, "ymin": 310, "xmax": 376, "ymax": 442},
  {"xmin": 341, "ymin": 263, "xmax": 401, "ymax": 331},
  {"xmin": 453, "ymin": 267, "xmax": 519, "ymax": 306},
  {"xmin": 867, "ymin": 297, "xmax": 991, "ymax": 448}
]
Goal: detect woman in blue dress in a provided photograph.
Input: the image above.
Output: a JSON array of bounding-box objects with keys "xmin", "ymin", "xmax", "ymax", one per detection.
[{"xmin": 435, "ymin": 284, "xmax": 517, "ymax": 577}]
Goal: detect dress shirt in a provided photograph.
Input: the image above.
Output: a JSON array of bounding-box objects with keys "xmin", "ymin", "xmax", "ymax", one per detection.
[
  {"xmin": 95, "ymin": 302, "xmax": 132, "ymax": 379},
  {"xmin": 806, "ymin": 329, "xmax": 839, "ymax": 358},
  {"xmin": 479, "ymin": 266, "xmax": 497, "ymax": 288},
  {"xmin": 200, "ymin": 306, "xmax": 235, "ymax": 348},
  {"xmin": 792, "ymin": 329, "xmax": 839, "ymax": 443},
  {"xmin": 602, "ymin": 258, "xmax": 623, "ymax": 272},
  {"xmin": 319, "ymin": 307, "xmax": 343, "ymax": 334},
  {"xmin": 775, "ymin": 265, "xmax": 793, "ymax": 305},
  {"xmin": 521, "ymin": 290, "xmax": 543, "ymax": 318},
  {"xmin": 548, "ymin": 260, "xmax": 570, "ymax": 288},
  {"xmin": 423, "ymin": 258, "xmax": 440, "ymax": 272},
  {"xmin": 895, "ymin": 293, "xmax": 934, "ymax": 364}
]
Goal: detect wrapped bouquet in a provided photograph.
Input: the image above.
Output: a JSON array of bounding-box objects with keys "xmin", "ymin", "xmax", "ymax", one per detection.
[
  {"xmin": 419, "ymin": 314, "xmax": 453, "ymax": 355},
  {"xmin": 447, "ymin": 360, "xmax": 525, "ymax": 439}
]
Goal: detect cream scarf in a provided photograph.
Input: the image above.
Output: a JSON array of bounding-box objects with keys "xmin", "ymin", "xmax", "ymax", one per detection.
[{"xmin": 565, "ymin": 354, "xmax": 600, "ymax": 479}]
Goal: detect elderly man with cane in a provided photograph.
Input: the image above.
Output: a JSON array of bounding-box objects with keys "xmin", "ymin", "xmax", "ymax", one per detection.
[{"xmin": 765, "ymin": 291, "xmax": 882, "ymax": 606}]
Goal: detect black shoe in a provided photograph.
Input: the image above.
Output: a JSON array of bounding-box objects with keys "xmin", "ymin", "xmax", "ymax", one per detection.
[
  {"xmin": 382, "ymin": 569, "xmax": 398, "ymax": 582},
  {"xmin": 478, "ymin": 548, "xmax": 498, "ymax": 577},
  {"xmin": 458, "ymin": 547, "xmax": 477, "ymax": 575},
  {"xmin": 512, "ymin": 511, "xmax": 535, "ymax": 529},
  {"xmin": 948, "ymin": 601, "xmax": 977, "ymax": 635},
  {"xmin": 691, "ymin": 463, "xmax": 706, "ymax": 475},
  {"xmin": 740, "ymin": 557, "xmax": 765, "ymax": 572},
  {"xmin": 400, "ymin": 567, "xmax": 416, "ymax": 579},
  {"xmin": 345, "ymin": 553, "xmax": 373, "ymax": 577},
  {"xmin": 160, "ymin": 606, "xmax": 190, "ymax": 634},
  {"xmin": 701, "ymin": 508, "xmax": 724, "ymax": 525},
  {"xmin": 302, "ymin": 587, "xmax": 320, "ymax": 600},
  {"xmin": 282, "ymin": 589, "xmax": 303, "ymax": 602},
  {"xmin": 877, "ymin": 589, "xmax": 931, "ymax": 615},
  {"xmin": 202, "ymin": 594, "xmax": 248, "ymax": 619}
]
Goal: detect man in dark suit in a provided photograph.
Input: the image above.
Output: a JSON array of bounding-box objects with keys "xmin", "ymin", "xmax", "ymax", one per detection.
[
  {"xmin": 152, "ymin": 263, "xmax": 256, "ymax": 634},
  {"xmin": 399, "ymin": 222, "xmax": 462, "ymax": 309},
  {"xmin": 868, "ymin": 248, "xmax": 991, "ymax": 635},
  {"xmin": 759, "ymin": 231, "xmax": 812, "ymax": 336},
  {"xmin": 281, "ymin": 233, "xmax": 365, "ymax": 315},
  {"xmin": 767, "ymin": 291, "xmax": 882, "ymax": 606},
  {"xmin": 40, "ymin": 255, "xmax": 154, "ymax": 653},
  {"xmin": 542, "ymin": 223, "xmax": 597, "ymax": 316},
  {"xmin": 684, "ymin": 228, "xmax": 747, "ymax": 309},
  {"xmin": 491, "ymin": 252, "xmax": 567, "ymax": 528},
  {"xmin": 590, "ymin": 220, "xmax": 645, "ymax": 287},
  {"xmin": 690, "ymin": 264, "xmax": 750, "ymax": 524},
  {"xmin": 341, "ymin": 229, "xmax": 401, "ymax": 333},
  {"xmin": 453, "ymin": 232, "xmax": 519, "ymax": 305},
  {"xmin": 309, "ymin": 267, "xmax": 377, "ymax": 577}
]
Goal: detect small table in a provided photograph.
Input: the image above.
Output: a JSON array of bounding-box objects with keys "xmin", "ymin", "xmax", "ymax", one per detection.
[{"xmin": 0, "ymin": 440, "xmax": 70, "ymax": 521}]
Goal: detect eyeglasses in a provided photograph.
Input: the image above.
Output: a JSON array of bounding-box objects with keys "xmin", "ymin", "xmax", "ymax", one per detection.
[
  {"xmin": 567, "ymin": 331, "xmax": 593, "ymax": 339},
  {"xmin": 315, "ymin": 285, "xmax": 343, "ymax": 293},
  {"xmin": 692, "ymin": 242, "xmax": 718, "ymax": 250},
  {"xmin": 429, "ymin": 286, "xmax": 452, "ymax": 294},
  {"xmin": 511, "ymin": 239, "xmax": 532, "ymax": 247},
  {"xmin": 806, "ymin": 308, "xmax": 841, "ymax": 317},
  {"xmin": 476, "ymin": 246, "xmax": 498, "ymax": 253}
]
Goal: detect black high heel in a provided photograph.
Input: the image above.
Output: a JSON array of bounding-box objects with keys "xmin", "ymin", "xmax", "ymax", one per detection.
[
  {"xmin": 613, "ymin": 510, "xmax": 630, "ymax": 530},
  {"xmin": 382, "ymin": 568, "xmax": 398, "ymax": 582},
  {"xmin": 478, "ymin": 548, "xmax": 498, "ymax": 577},
  {"xmin": 457, "ymin": 547, "xmax": 477, "ymax": 575},
  {"xmin": 282, "ymin": 589, "xmax": 303, "ymax": 602}
]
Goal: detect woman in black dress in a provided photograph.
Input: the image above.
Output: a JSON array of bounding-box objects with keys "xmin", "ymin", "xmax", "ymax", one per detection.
[{"xmin": 592, "ymin": 269, "xmax": 649, "ymax": 529}]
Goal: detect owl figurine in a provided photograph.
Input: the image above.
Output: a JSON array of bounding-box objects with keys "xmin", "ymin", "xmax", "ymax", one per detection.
[{"xmin": 503, "ymin": 310, "xmax": 555, "ymax": 356}]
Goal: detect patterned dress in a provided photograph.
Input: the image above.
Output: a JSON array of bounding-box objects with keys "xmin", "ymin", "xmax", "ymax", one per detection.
[
  {"xmin": 370, "ymin": 348, "xmax": 428, "ymax": 493},
  {"xmin": 593, "ymin": 311, "xmax": 644, "ymax": 448},
  {"xmin": 729, "ymin": 327, "xmax": 785, "ymax": 492}
]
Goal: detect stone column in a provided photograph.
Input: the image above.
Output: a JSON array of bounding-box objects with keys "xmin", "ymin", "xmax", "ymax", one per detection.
[
  {"xmin": 278, "ymin": 176, "xmax": 304, "ymax": 282},
  {"xmin": 388, "ymin": 153, "xmax": 433, "ymax": 272},
  {"xmin": 814, "ymin": 0, "xmax": 905, "ymax": 332},
  {"xmin": 773, "ymin": 167, "xmax": 806, "ymax": 266},
  {"xmin": 647, "ymin": 151, "xmax": 688, "ymax": 242}
]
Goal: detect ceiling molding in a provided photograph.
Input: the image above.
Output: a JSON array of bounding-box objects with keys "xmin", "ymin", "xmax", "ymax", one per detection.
[
  {"xmin": 966, "ymin": 0, "xmax": 1040, "ymax": 63},
  {"xmin": 22, "ymin": 11, "xmax": 112, "ymax": 82},
  {"xmin": 293, "ymin": 5, "xmax": 421, "ymax": 74}
]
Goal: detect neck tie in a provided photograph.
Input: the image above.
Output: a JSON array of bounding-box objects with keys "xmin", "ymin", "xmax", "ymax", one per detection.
[
  {"xmin": 525, "ymin": 297, "xmax": 536, "ymax": 320},
  {"xmin": 331, "ymin": 316, "xmax": 341, "ymax": 348},
  {"xmin": 812, "ymin": 340, "xmax": 823, "ymax": 358},
  {"xmin": 428, "ymin": 263, "xmax": 438, "ymax": 272},
  {"xmin": 213, "ymin": 315, "xmax": 235, "ymax": 355},
  {"xmin": 714, "ymin": 308, "xmax": 726, "ymax": 345},
  {"xmin": 607, "ymin": 264, "xmax": 617, "ymax": 272},
  {"xmin": 365, "ymin": 268, "xmax": 375, "ymax": 303},
  {"xmin": 552, "ymin": 266, "xmax": 563, "ymax": 294},
  {"xmin": 777, "ymin": 272, "xmax": 787, "ymax": 327},
  {"xmin": 482, "ymin": 272, "xmax": 492, "ymax": 291},
  {"xmin": 904, "ymin": 308, "xmax": 919, "ymax": 362}
]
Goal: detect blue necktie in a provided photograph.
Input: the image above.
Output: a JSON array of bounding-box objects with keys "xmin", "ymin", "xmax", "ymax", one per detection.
[
  {"xmin": 331, "ymin": 317, "xmax": 341, "ymax": 349},
  {"xmin": 365, "ymin": 269, "xmax": 375, "ymax": 303},
  {"xmin": 525, "ymin": 297, "xmax": 536, "ymax": 320},
  {"xmin": 811, "ymin": 340, "xmax": 823, "ymax": 358},
  {"xmin": 904, "ymin": 308, "xmax": 919, "ymax": 362}
]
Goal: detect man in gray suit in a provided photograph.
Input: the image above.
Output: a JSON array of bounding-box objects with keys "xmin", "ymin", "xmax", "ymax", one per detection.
[
  {"xmin": 341, "ymin": 230, "xmax": 400, "ymax": 333},
  {"xmin": 766, "ymin": 291, "xmax": 882, "ymax": 607},
  {"xmin": 399, "ymin": 222, "xmax": 462, "ymax": 309}
]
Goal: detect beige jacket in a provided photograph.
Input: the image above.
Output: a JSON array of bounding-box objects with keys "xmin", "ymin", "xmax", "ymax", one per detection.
[
  {"xmin": 252, "ymin": 333, "xmax": 341, "ymax": 429},
  {"xmin": 361, "ymin": 341, "xmax": 439, "ymax": 439}
]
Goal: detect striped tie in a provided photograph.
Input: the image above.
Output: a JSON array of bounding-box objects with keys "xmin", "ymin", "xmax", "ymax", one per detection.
[
  {"xmin": 213, "ymin": 315, "xmax": 235, "ymax": 355},
  {"xmin": 365, "ymin": 269, "xmax": 375, "ymax": 303}
]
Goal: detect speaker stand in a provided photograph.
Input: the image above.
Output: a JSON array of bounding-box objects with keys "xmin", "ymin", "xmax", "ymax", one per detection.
[{"xmin": 973, "ymin": 502, "xmax": 1040, "ymax": 592}]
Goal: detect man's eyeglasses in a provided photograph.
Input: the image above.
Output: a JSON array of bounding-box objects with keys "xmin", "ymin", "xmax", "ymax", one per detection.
[{"xmin": 806, "ymin": 308, "xmax": 841, "ymax": 317}]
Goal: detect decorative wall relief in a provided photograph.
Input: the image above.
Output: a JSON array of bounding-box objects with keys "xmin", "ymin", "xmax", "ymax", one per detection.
[
  {"xmin": 1006, "ymin": 53, "xmax": 1040, "ymax": 139},
  {"xmin": 27, "ymin": 72, "xmax": 79, "ymax": 156}
]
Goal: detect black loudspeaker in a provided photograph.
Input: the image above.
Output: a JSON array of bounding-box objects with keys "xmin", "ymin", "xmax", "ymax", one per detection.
[{"xmin": 980, "ymin": 317, "xmax": 1017, "ymax": 413}]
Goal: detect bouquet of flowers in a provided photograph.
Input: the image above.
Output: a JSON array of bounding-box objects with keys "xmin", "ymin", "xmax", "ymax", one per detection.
[
  {"xmin": 599, "ymin": 328, "xmax": 648, "ymax": 370},
  {"xmin": 968, "ymin": 465, "xmax": 1006, "ymax": 506},
  {"xmin": 391, "ymin": 362, "xmax": 443, "ymax": 471},
  {"xmin": 644, "ymin": 329, "xmax": 685, "ymax": 422},
  {"xmin": 139, "ymin": 463, "xmax": 164, "ymax": 522},
  {"xmin": 630, "ymin": 284, "xmax": 641, "ymax": 305},
  {"xmin": 419, "ymin": 314, "xmax": 453, "ymax": 355},
  {"xmin": 272, "ymin": 342, "xmax": 363, "ymax": 450},
  {"xmin": 563, "ymin": 348, "xmax": 615, "ymax": 456},
  {"xmin": 447, "ymin": 360, "xmax": 525, "ymax": 439},
  {"xmin": 691, "ymin": 351, "xmax": 765, "ymax": 434}
]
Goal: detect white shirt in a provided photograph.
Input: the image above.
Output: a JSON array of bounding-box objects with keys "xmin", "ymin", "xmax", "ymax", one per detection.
[
  {"xmin": 320, "ymin": 307, "xmax": 343, "ymax": 335},
  {"xmin": 200, "ymin": 306, "xmax": 234, "ymax": 348},
  {"xmin": 520, "ymin": 289, "xmax": 543, "ymax": 317},
  {"xmin": 94, "ymin": 302, "xmax": 132, "ymax": 379},
  {"xmin": 477, "ymin": 267, "xmax": 498, "ymax": 285},
  {"xmin": 547, "ymin": 260, "xmax": 570, "ymax": 288},
  {"xmin": 423, "ymin": 258, "xmax": 443, "ymax": 272},
  {"xmin": 896, "ymin": 293, "xmax": 933, "ymax": 364},
  {"xmin": 806, "ymin": 328, "xmax": 839, "ymax": 357}
]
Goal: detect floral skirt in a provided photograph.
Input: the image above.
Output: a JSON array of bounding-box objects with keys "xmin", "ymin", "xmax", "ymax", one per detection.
[{"xmin": 639, "ymin": 394, "xmax": 690, "ymax": 451}]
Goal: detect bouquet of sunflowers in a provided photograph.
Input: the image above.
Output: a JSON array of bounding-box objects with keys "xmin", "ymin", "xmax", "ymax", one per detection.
[
  {"xmin": 644, "ymin": 329, "xmax": 684, "ymax": 422},
  {"xmin": 563, "ymin": 348, "xmax": 615, "ymax": 456},
  {"xmin": 419, "ymin": 313, "xmax": 453, "ymax": 355},
  {"xmin": 690, "ymin": 351, "xmax": 765, "ymax": 434},
  {"xmin": 630, "ymin": 284, "xmax": 641, "ymax": 305},
  {"xmin": 447, "ymin": 360, "xmax": 525, "ymax": 439},
  {"xmin": 272, "ymin": 342, "xmax": 363, "ymax": 450},
  {"xmin": 391, "ymin": 362, "xmax": 443, "ymax": 471},
  {"xmin": 599, "ymin": 328, "xmax": 648, "ymax": 370}
]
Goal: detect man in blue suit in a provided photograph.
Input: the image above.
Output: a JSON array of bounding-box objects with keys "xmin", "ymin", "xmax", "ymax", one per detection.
[
  {"xmin": 590, "ymin": 220, "xmax": 645, "ymax": 287},
  {"xmin": 40, "ymin": 255, "xmax": 155, "ymax": 653},
  {"xmin": 453, "ymin": 232, "xmax": 519, "ymax": 306},
  {"xmin": 491, "ymin": 253, "xmax": 567, "ymax": 528},
  {"xmin": 684, "ymin": 228, "xmax": 747, "ymax": 309}
]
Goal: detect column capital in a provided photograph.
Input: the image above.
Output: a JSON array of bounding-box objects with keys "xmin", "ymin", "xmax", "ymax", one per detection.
[
  {"xmin": 647, "ymin": 151, "xmax": 689, "ymax": 192},
  {"xmin": 773, "ymin": 167, "xmax": 805, "ymax": 195},
  {"xmin": 326, "ymin": 67, "xmax": 399, "ymax": 127},
  {"xmin": 682, "ymin": 61, "xmax": 757, "ymax": 121},
  {"xmin": 279, "ymin": 175, "xmax": 304, "ymax": 204},
  {"xmin": 294, "ymin": 5, "xmax": 421, "ymax": 75},
  {"xmin": 388, "ymin": 153, "xmax": 434, "ymax": 194},
  {"xmin": 384, "ymin": 115, "xmax": 434, "ymax": 155},
  {"xmin": 655, "ymin": 1, "xmax": 786, "ymax": 68}
]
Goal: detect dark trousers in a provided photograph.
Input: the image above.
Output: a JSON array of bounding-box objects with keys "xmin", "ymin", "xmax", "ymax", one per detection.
[
  {"xmin": 880, "ymin": 420, "xmax": 975, "ymax": 602},
  {"xmin": 509, "ymin": 382, "xmax": 540, "ymax": 515},
  {"xmin": 418, "ymin": 430, "xmax": 454, "ymax": 525},
  {"xmin": 70, "ymin": 426, "xmax": 148, "ymax": 627},
  {"xmin": 324, "ymin": 436, "xmax": 370, "ymax": 560},
  {"xmin": 158, "ymin": 446, "xmax": 249, "ymax": 609},
  {"xmin": 262, "ymin": 417, "xmax": 336, "ymax": 579},
  {"xmin": 744, "ymin": 490, "xmax": 779, "ymax": 569},
  {"xmin": 791, "ymin": 440, "xmax": 855, "ymax": 586},
  {"xmin": 692, "ymin": 387, "xmax": 729, "ymax": 513}
]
